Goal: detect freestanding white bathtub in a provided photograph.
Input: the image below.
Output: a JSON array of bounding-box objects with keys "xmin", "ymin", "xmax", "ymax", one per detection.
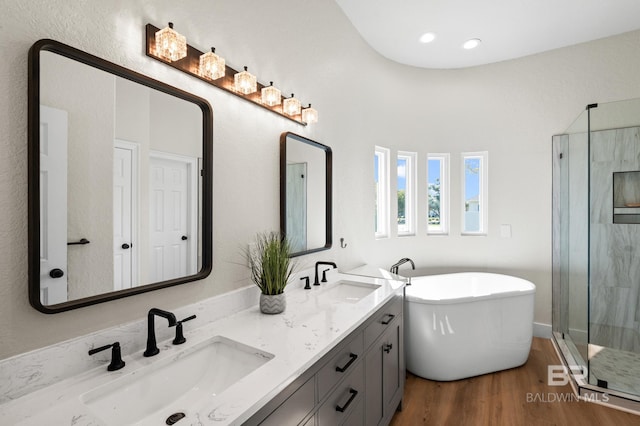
[{"xmin": 405, "ymin": 272, "xmax": 535, "ymax": 381}]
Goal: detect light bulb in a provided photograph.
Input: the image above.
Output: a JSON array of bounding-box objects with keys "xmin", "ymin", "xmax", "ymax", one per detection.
[
  {"xmin": 234, "ymin": 66, "xmax": 257, "ymax": 94},
  {"xmin": 199, "ymin": 47, "xmax": 225, "ymax": 80},
  {"xmin": 283, "ymin": 94, "xmax": 301, "ymax": 116},
  {"xmin": 155, "ymin": 22, "xmax": 187, "ymax": 62},
  {"xmin": 261, "ymin": 81, "xmax": 281, "ymax": 106}
]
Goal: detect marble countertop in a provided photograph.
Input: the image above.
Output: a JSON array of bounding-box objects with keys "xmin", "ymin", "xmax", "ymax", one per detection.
[{"xmin": 0, "ymin": 270, "xmax": 404, "ymax": 425}]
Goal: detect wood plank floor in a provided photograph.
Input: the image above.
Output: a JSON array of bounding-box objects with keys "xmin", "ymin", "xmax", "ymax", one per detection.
[{"xmin": 390, "ymin": 337, "xmax": 640, "ymax": 425}]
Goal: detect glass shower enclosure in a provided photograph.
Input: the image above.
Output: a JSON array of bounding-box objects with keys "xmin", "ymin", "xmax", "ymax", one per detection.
[{"xmin": 553, "ymin": 98, "xmax": 640, "ymax": 409}]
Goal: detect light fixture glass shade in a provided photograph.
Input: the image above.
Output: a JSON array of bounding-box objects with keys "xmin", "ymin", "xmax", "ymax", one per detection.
[
  {"xmin": 155, "ymin": 22, "xmax": 187, "ymax": 62},
  {"xmin": 283, "ymin": 94, "xmax": 301, "ymax": 116},
  {"xmin": 234, "ymin": 66, "xmax": 257, "ymax": 94},
  {"xmin": 261, "ymin": 82, "xmax": 281, "ymax": 106},
  {"xmin": 302, "ymin": 104, "xmax": 318, "ymax": 124},
  {"xmin": 199, "ymin": 47, "xmax": 225, "ymax": 80}
]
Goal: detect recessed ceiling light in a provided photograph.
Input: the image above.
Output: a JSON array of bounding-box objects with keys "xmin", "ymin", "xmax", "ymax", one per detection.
[
  {"xmin": 463, "ymin": 38, "xmax": 481, "ymax": 50},
  {"xmin": 419, "ymin": 32, "xmax": 436, "ymax": 43}
]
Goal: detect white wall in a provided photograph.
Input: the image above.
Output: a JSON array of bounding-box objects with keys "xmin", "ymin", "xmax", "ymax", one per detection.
[{"xmin": 2, "ymin": 0, "xmax": 640, "ymax": 360}]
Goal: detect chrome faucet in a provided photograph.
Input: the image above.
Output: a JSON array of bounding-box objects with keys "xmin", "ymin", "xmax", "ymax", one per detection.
[
  {"xmin": 390, "ymin": 258, "xmax": 415, "ymax": 275},
  {"xmin": 314, "ymin": 261, "xmax": 337, "ymax": 285},
  {"xmin": 144, "ymin": 308, "xmax": 177, "ymax": 357}
]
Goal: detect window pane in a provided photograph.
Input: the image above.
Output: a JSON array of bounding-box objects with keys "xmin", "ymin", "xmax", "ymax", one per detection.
[
  {"xmin": 374, "ymin": 153, "xmax": 380, "ymax": 233},
  {"xmin": 374, "ymin": 147, "xmax": 389, "ymax": 238},
  {"xmin": 397, "ymin": 157, "xmax": 407, "ymax": 231},
  {"xmin": 462, "ymin": 152, "xmax": 487, "ymax": 234},
  {"xmin": 397, "ymin": 151, "xmax": 416, "ymax": 236},
  {"xmin": 464, "ymin": 158, "xmax": 480, "ymax": 232},
  {"xmin": 428, "ymin": 159, "xmax": 441, "ymax": 228},
  {"xmin": 427, "ymin": 154, "xmax": 448, "ymax": 234}
]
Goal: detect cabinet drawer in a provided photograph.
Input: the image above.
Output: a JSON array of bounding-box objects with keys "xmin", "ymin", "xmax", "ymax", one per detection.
[
  {"xmin": 341, "ymin": 396, "xmax": 364, "ymax": 426},
  {"xmin": 364, "ymin": 295, "xmax": 402, "ymax": 349},
  {"xmin": 260, "ymin": 377, "xmax": 314, "ymax": 426},
  {"xmin": 317, "ymin": 361, "xmax": 364, "ymax": 426},
  {"xmin": 317, "ymin": 332, "xmax": 364, "ymax": 399}
]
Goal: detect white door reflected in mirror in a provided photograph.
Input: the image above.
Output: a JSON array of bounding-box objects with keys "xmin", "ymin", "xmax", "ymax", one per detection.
[
  {"xmin": 113, "ymin": 142, "xmax": 137, "ymax": 291},
  {"xmin": 149, "ymin": 153, "xmax": 198, "ymax": 282},
  {"xmin": 39, "ymin": 105, "xmax": 69, "ymax": 305}
]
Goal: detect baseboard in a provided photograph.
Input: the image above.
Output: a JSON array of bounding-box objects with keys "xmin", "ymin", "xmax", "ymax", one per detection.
[{"xmin": 533, "ymin": 322, "xmax": 552, "ymax": 338}]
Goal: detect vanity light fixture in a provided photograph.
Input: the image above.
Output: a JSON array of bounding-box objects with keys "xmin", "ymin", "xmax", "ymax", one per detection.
[
  {"xmin": 154, "ymin": 22, "xmax": 187, "ymax": 62},
  {"xmin": 283, "ymin": 93, "xmax": 301, "ymax": 116},
  {"xmin": 234, "ymin": 66, "xmax": 257, "ymax": 95},
  {"xmin": 463, "ymin": 38, "xmax": 482, "ymax": 50},
  {"xmin": 199, "ymin": 47, "xmax": 225, "ymax": 80},
  {"xmin": 261, "ymin": 81, "xmax": 282, "ymax": 106},
  {"xmin": 146, "ymin": 23, "xmax": 315, "ymax": 125},
  {"xmin": 301, "ymin": 104, "xmax": 318, "ymax": 124}
]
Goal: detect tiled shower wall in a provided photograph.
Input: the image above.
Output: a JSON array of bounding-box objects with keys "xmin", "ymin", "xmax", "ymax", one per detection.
[{"xmin": 590, "ymin": 126, "xmax": 640, "ymax": 352}]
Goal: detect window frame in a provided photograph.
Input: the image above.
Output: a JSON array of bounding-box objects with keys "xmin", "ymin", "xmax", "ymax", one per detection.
[
  {"xmin": 461, "ymin": 151, "xmax": 488, "ymax": 235},
  {"xmin": 397, "ymin": 151, "xmax": 417, "ymax": 236},
  {"xmin": 374, "ymin": 146, "xmax": 390, "ymax": 239},
  {"xmin": 426, "ymin": 153, "xmax": 449, "ymax": 235}
]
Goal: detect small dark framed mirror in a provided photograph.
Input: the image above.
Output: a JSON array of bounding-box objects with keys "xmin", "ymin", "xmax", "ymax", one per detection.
[
  {"xmin": 280, "ymin": 132, "xmax": 332, "ymax": 257},
  {"xmin": 28, "ymin": 39, "xmax": 213, "ymax": 313}
]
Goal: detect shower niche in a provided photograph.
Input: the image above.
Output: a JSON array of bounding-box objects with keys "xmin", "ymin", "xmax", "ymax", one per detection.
[{"xmin": 613, "ymin": 171, "xmax": 640, "ymax": 224}]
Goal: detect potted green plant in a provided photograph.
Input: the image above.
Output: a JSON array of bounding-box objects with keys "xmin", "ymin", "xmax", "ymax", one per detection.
[{"xmin": 247, "ymin": 231, "xmax": 295, "ymax": 314}]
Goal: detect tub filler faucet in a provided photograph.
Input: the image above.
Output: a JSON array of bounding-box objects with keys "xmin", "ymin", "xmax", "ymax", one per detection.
[{"xmin": 390, "ymin": 258, "xmax": 415, "ymax": 284}]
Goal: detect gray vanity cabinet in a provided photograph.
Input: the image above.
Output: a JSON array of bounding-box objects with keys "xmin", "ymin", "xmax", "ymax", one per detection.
[
  {"xmin": 364, "ymin": 298, "xmax": 404, "ymax": 426},
  {"xmin": 259, "ymin": 377, "xmax": 315, "ymax": 426},
  {"xmin": 247, "ymin": 293, "xmax": 404, "ymax": 426},
  {"xmin": 381, "ymin": 320, "xmax": 402, "ymax": 421}
]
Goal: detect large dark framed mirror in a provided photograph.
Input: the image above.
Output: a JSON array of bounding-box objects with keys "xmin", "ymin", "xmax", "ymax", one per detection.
[
  {"xmin": 28, "ymin": 39, "xmax": 213, "ymax": 313},
  {"xmin": 280, "ymin": 132, "xmax": 332, "ymax": 257}
]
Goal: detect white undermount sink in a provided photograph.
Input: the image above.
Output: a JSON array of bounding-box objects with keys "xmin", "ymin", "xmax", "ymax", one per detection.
[
  {"xmin": 317, "ymin": 280, "xmax": 381, "ymax": 304},
  {"xmin": 81, "ymin": 336, "xmax": 273, "ymax": 425}
]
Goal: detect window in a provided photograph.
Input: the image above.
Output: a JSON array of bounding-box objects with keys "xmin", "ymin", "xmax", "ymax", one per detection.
[
  {"xmin": 427, "ymin": 153, "xmax": 449, "ymax": 234},
  {"xmin": 462, "ymin": 151, "xmax": 488, "ymax": 235},
  {"xmin": 397, "ymin": 151, "xmax": 416, "ymax": 236},
  {"xmin": 374, "ymin": 146, "xmax": 390, "ymax": 238}
]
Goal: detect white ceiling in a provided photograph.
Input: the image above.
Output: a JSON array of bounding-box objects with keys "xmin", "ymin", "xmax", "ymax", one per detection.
[{"xmin": 335, "ymin": 0, "xmax": 640, "ymax": 69}]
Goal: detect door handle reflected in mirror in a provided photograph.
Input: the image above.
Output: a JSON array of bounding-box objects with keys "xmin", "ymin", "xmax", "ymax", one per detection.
[
  {"xmin": 49, "ymin": 268, "xmax": 64, "ymax": 279},
  {"xmin": 181, "ymin": 235, "xmax": 188, "ymax": 241},
  {"xmin": 121, "ymin": 243, "xmax": 131, "ymax": 249}
]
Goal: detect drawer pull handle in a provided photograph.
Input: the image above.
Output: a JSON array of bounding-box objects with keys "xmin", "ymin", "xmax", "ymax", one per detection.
[
  {"xmin": 335, "ymin": 353, "xmax": 358, "ymax": 373},
  {"xmin": 384, "ymin": 343, "xmax": 393, "ymax": 353},
  {"xmin": 335, "ymin": 388, "xmax": 358, "ymax": 413},
  {"xmin": 381, "ymin": 314, "xmax": 395, "ymax": 325}
]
